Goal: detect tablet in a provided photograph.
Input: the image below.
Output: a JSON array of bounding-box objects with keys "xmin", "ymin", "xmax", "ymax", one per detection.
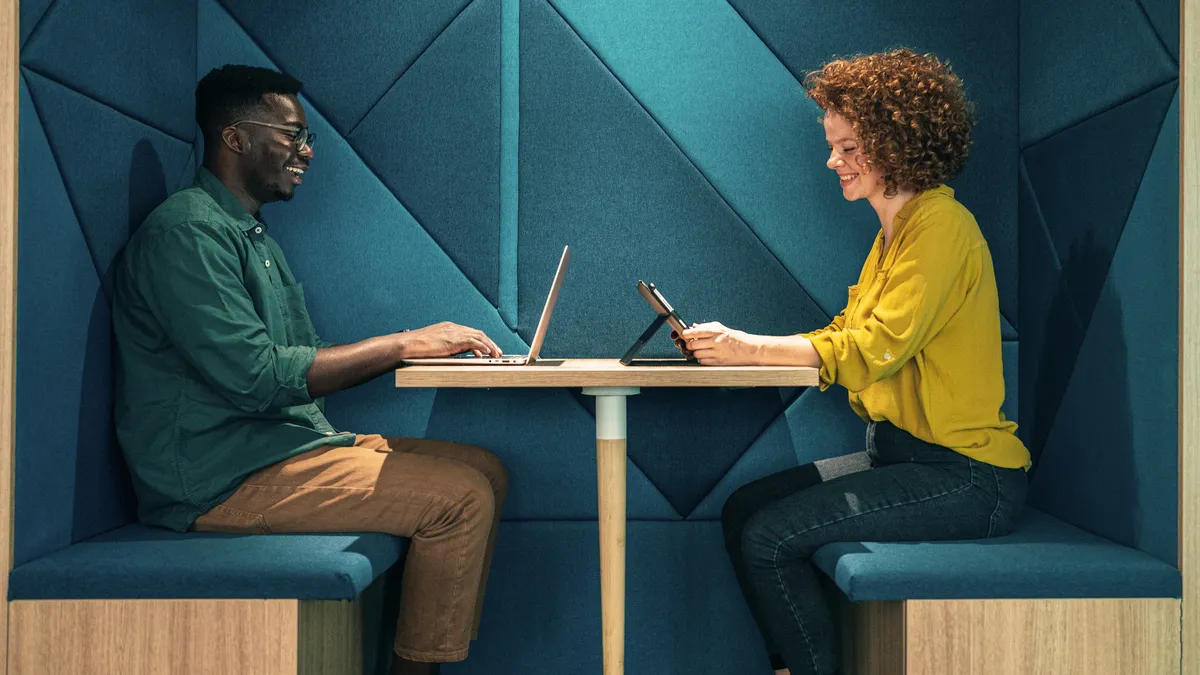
[{"xmin": 636, "ymin": 281, "xmax": 688, "ymax": 335}]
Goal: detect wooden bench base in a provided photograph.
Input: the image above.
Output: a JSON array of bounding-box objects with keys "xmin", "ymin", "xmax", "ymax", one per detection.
[
  {"xmin": 845, "ymin": 598, "xmax": 1181, "ymax": 675},
  {"xmin": 5, "ymin": 596, "xmax": 1181, "ymax": 674},
  {"xmin": 8, "ymin": 598, "xmax": 362, "ymax": 675}
]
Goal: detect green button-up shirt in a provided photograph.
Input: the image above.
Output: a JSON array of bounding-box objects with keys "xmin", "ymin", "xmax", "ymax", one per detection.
[{"xmin": 113, "ymin": 167, "xmax": 355, "ymax": 532}]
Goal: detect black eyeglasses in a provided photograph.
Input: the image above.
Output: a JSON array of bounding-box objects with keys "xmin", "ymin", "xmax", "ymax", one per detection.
[{"xmin": 229, "ymin": 120, "xmax": 316, "ymax": 151}]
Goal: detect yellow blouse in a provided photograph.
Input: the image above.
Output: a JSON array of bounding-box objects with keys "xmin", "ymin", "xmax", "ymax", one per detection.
[{"xmin": 804, "ymin": 185, "xmax": 1031, "ymax": 470}]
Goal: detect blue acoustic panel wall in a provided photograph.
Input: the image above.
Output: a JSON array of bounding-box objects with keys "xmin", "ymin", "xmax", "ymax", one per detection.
[
  {"xmin": 723, "ymin": 0, "xmax": 1020, "ymax": 336},
  {"xmin": 1019, "ymin": 0, "xmax": 1176, "ymax": 146},
  {"xmin": 447, "ymin": 521, "xmax": 771, "ymax": 674},
  {"xmin": 20, "ymin": 0, "xmax": 196, "ymax": 140},
  {"xmin": 1020, "ymin": 0, "xmax": 1179, "ymax": 565},
  {"xmin": 16, "ymin": 0, "xmax": 196, "ymax": 563},
  {"xmin": 1026, "ymin": 90, "xmax": 1180, "ymax": 565}
]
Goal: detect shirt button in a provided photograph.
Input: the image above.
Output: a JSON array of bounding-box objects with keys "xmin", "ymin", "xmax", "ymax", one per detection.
[
  {"xmin": 264, "ymin": 260, "xmax": 271, "ymax": 268},
  {"xmin": 883, "ymin": 352, "xmax": 892, "ymax": 361},
  {"xmin": 254, "ymin": 226, "xmax": 262, "ymax": 234},
  {"xmin": 324, "ymin": 431, "xmax": 336, "ymax": 436}
]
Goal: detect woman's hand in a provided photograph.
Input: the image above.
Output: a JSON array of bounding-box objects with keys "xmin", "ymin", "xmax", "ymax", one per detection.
[{"xmin": 676, "ymin": 322, "xmax": 765, "ymax": 366}]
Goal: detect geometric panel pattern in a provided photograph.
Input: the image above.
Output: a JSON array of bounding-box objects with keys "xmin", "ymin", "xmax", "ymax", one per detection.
[
  {"xmin": 1025, "ymin": 88, "xmax": 1180, "ymax": 566},
  {"xmin": 219, "ymin": 0, "xmax": 472, "ymax": 136},
  {"xmin": 1019, "ymin": 0, "xmax": 1178, "ymax": 565},
  {"xmin": 349, "ymin": 0, "xmax": 503, "ymax": 306},
  {"xmin": 21, "ymin": 0, "xmax": 196, "ymax": 140},
  {"xmin": 22, "ymin": 70, "xmax": 194, "ymax": 296},
  {"xmin": 17, "ymin": 0, "xmax": 1029, "ymax": 568},
  {"xmin": 1018, "ymin": 0, "xmax": 1176, "ymax": 146},
  {"xmin": 1137, "ymin": 0, "xmax": 1181, "ymax": 61}
]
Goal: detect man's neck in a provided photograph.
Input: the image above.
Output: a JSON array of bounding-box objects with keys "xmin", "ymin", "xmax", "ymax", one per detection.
[{"xmin": 203, "ymin": 159, "xmax": 261, "ymax": 215}]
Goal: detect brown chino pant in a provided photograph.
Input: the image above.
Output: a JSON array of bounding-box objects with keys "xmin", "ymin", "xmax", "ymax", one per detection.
[{"xmin": 192, "ymin": 434, "xmax": 509, "ymax": 663}]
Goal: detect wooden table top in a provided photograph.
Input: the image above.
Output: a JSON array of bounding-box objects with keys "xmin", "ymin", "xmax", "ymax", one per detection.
[{"xmin": 394, "ymin": 358, "xmax": 819, "ymax": 388}]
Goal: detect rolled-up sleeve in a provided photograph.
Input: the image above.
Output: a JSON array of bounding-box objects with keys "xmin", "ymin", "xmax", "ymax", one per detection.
[
  {"xmin": 140, "ymin": 221, "xmax": 316, "ymax": 412},
  {"xmin": 808, "ymin": 219, "xmax": 972, "ymax": 393}
]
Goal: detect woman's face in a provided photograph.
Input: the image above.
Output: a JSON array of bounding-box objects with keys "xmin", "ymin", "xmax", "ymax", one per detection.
[{"xmin": 823, "ymin": 111, "xmax": 885, "ymax": 202}]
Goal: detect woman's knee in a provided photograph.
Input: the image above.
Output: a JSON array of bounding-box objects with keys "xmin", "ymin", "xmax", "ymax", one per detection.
[{"xmin": 722, "ymin": 482, "xmax": 762, "ymax": 532}]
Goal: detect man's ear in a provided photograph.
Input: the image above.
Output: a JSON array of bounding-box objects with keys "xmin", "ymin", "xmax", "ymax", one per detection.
[{"xmin": 221, "ymin": 127, "xmax": 250, "ymax": 154}]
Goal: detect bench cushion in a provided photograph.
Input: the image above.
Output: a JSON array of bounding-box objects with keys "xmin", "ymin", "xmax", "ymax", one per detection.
[
  {"xmin": 8, "ymin": 524, "xmax": 407, "ymax": 600},
  {"xmin": 812, "ymin": 508, "xmax": 1181, "ymax": 601}
]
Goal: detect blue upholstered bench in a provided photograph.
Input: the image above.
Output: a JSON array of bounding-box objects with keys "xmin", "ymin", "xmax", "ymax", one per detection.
[
  {"xmin": 8, "ymin": 526, "xmax": 407, "ymax": 601},
  {"xmin": 814, "ymin": 508, "xmax": 1182, "ymax": 602}
]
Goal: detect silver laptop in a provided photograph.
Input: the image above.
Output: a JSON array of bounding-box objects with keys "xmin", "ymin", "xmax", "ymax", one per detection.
[{"xmin": 400, "ymin": 245, "xmax": 571, "ymax": 366}]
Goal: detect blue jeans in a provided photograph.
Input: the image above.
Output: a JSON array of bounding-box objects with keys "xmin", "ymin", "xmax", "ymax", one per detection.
[{"xmin": 721, "ymin": 420, "xmax": 1028, "ymax": 674}]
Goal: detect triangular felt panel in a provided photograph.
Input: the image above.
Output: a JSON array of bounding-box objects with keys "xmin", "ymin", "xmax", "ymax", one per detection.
[
  {"xmin": 351, "ymin": 0, "xmax": 502, "ymax": 307},
  {"xmin": 579, "ymin": 386, "xmax": 800, "ymax": 518},
  {"xmin": 20, "ymin": 0, "xmax": 196, "ymax": 140},
  {"xmin": 199, "ymin": 0, "xmax": 276, "ymax": 76},
  {"xmin": 1023, "ymin": 80, "xmax": 1175, "ymax": 338},
  {"xmin": 19, "ymin": 0, "xmax": 54, "ymax": 47},
  {"xmin": 690, "ymin": 386, "xmax": 867, "ymax": 519},
  {"xmin": 16, "ymin": 77, "xmax": 133, "ymax": 565},
  {"xmin": 724, "ymin": 0, "xmax": 1020, "ymax": 323},
  {"xmin": 1018, "ymin": 0, "xmax": 1176, "ymax": 145},
  {"xmin": 551, "ymin": 0, "xmax": 878, "ymax": 320},
  {"xmin": 1137, "ymin": 0, "xmax": 1179, "ymax": 61},
  {"xmin": 1017, "ymin": 160, "xmax": 1085, "ymax": 465},
  {"xmin": 23, "ymin": 70, "xmax": 194, "ymax": 297},
  {"xmin": 219, "ymin": 0, "xmax": 470, "ymax": 135},
  {"xmin": 323, "ymin": 378, "xmax": 439, "ymax": 456},
  {"xmin": 1030, "ymin": 90, "xmax": 1179, "ymax": 565},
  {"xmin": 518, "ymin": 0, "xmax": 826, "ymax": 358},
  {"xmin": 423, "ymin": 388, "xmax": 679, "ymax": 520}
]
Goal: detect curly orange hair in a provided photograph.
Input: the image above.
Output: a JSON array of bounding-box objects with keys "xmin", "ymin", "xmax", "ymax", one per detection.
[{"xmin": 803, "ymin": 49, "xmax": 974, "ymax": 197}]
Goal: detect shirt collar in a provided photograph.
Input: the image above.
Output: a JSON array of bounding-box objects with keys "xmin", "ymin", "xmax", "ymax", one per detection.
[
  {"xmin": 193, "ymin": 166, "xmax": 264, "ymax": 232},
  {"xmin": 893, "ymin": 184, "xmax": 953, "ymax": 229}
]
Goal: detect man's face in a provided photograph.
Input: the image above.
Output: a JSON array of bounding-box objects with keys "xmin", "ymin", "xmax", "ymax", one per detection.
[{"xmin": 239, "ymin": 93, "xmax": 313, "ymax": 205}]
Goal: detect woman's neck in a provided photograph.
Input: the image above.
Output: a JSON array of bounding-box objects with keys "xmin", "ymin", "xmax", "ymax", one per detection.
[{"xmin": 870, "ymin": 188, "xmax": 917, "ymax": 251}]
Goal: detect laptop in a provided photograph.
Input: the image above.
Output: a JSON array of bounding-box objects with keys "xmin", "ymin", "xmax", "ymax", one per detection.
[{"xmin": 399, "ymin": 245, "xmax": 571, "ymax": 366}]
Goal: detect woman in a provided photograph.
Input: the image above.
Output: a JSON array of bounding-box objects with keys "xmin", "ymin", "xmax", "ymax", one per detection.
[{"xmin": 677, "ymin": 49, "xmax": 1031, "ymax": 675}]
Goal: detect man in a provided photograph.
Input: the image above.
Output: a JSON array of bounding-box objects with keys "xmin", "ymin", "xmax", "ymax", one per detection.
[{"xmin": 112, "ymin": 64, "xmax": 507, "ymax": 675}]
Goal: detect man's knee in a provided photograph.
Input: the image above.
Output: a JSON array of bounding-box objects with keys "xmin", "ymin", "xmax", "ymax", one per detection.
[
  {"xmin": 456, "ymin": 468, "xmax": 496, "ymax": 526},
  {"xmin": 458, "ymin": 443, "xmax": 509, "ymax": 499}
]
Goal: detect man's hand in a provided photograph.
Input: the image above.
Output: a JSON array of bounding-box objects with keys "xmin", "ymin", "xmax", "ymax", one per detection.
[
  {"xmin": 678, "ymin": 321, "xmax": 765, "ymax": 366},
  {"xmin": 398, "ymin": 322, "xmax": 502, "ymax": 359}
]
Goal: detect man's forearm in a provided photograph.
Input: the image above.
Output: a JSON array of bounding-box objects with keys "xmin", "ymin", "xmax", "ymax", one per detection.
[{"xmin": 305, "ymin": 334, "xmax": 404, "ymax": 398}]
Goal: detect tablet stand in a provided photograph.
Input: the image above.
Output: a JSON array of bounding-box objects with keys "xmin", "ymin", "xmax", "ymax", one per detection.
[{"xmin": 619, "ymin": 314, "xmax": 668, "ymax": 365}]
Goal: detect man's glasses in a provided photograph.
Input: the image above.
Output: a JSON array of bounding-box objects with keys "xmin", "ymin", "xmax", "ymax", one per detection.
[{"xmin": 229, "ymin": 120, "xmax": 316, "ymax": 152}]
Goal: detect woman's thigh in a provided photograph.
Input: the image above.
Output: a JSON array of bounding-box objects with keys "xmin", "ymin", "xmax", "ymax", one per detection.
[{"xmin": 741, "ymin": 457, "xmax": 1004, "ymax": 561}]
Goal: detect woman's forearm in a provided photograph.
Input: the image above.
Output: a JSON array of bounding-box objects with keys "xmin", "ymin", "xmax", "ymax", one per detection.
[{"xmin": 752, "ymin": 334, "xmax": 822, "ymax": 367}]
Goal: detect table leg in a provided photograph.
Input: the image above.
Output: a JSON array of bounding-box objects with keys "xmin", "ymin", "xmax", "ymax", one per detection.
[{"xmin": 583, "ymin": 386, "xmax": 639, "ymax": 675}]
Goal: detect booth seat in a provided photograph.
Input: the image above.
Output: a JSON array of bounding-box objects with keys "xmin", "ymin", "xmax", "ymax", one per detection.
[
  {"xmin": 814, "ymin": 507, "xmax": 1181, "ymax": 601},
  {"xmin": 8, "ymin": 526, "xmax": 407, "ymax": 601}
]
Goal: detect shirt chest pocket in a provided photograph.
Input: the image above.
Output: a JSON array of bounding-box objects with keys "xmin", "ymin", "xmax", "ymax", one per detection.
[
  {"xmin": 846, "ymin": 271, "xmax": 889, "ymax": 329},
  {"xmin": 277, "ymin": 282, "xmax": 319, "ymax": 347}
]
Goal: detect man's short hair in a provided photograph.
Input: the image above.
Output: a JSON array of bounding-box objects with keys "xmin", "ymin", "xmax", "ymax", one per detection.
[{"xmin": 195, "ymin": 64, "xmax": 303, "ymax": 148}]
